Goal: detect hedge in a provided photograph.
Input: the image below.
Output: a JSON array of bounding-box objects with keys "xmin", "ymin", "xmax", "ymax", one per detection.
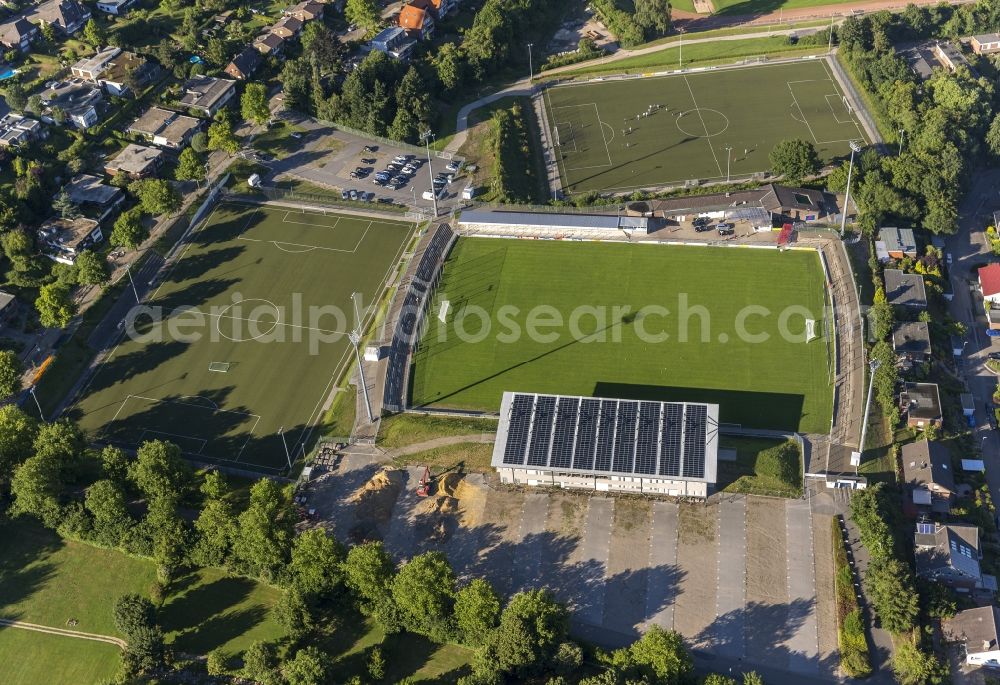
[{"xmin": 832, "ymin": 518, "xmax": 872, "ymax": 678}]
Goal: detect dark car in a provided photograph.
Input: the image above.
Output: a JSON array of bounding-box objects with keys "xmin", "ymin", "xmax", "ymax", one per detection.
[
  {"xmin": 717, "ymin": 222, "xmax": 735, "ymax": 235},
  {"xmin": 363, "ymin": 145, "xmax": 378, "ymax": 153},
  {"xmin": 989, "ymin": 352, "xmax": 1000, "ymax": 361},
  {"xmin": 377, "ymin": 197, "xmax": 394, "ymax": 204},
  {"xmin": 692, "ymin": 217, "xmax": 710, "ymax": 228},
  {"xmin": 372, "ymin": 177, "xmax": 387, "ymax": 186},
  {"xmin": 362, "ymin": 158, "xmax": 376, "ymax": 164}
]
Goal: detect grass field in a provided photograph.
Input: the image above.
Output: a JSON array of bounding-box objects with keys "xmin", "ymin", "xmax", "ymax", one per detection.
[
  {"xmin": 542, "ymin": 58, "xmax": 866, "ymax": 193},
  {"xmin": 0, "ymin": 628, "xmax": 122, "ymax": 685},
  {"xmin": 409, "ymin": 239, "xmax": 832, "ymax": 433},
  {"xmin": 0, "ymin": 520, "xmax": 284, "ymax": 658},
  {"xmin": 70, "ymin": 203, "xmax": 414, "ymax": 472}
]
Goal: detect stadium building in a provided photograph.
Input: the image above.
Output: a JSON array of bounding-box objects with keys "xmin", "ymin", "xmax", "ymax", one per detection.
[
  {"xmin": 457, "ymin": 209, "xmax": 648, "ymax": 238},
  {"xmin": 492, "ymin": 391, "xmax": 719, "ymax": 497}
]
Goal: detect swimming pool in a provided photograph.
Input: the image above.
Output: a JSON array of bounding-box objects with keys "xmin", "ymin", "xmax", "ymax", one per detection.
[{"xmin": 0, "ymin": 68, "xmax": 18, "ymax": 81}]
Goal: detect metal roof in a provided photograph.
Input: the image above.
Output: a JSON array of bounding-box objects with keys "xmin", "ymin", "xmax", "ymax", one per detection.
[
  {"xmin": 492, "ymin": 391, "xmax": 719, "ymax": 483},
  {"xmin": 460, "ymin": 210, "xmax": 625, "ymax": 230}
]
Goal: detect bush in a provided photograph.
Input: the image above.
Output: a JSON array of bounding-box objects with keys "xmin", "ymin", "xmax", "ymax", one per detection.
[
  {"xmin": 589, "ymin": 0, "xmax": 644, "ymax": 47},
  {"xmin": 832, "ymin": 519, "xmax": 872, "ymax": 677}
]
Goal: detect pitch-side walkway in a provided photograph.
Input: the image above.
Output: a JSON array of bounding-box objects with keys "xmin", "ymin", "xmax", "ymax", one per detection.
[{"xmin": 0, "ymin": 618, "xmax": 127, "ymax": 650}]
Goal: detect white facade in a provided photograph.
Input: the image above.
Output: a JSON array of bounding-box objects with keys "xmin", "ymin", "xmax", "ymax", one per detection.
[{"xmin": 496, "ymin": 467, "xmax": 708, "ymax": 497}]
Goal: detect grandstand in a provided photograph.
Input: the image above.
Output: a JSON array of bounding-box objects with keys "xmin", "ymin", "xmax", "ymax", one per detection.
[
  {"xmin": 493, "ymin": 392, "xmax": 719, "ymax": 497},
  {"xmin": 458, "ymin": 209, "xmax": 648, "ymax": 238}
]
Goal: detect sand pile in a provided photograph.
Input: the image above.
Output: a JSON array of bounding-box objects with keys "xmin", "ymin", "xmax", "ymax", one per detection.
[{"xmin": 351, "ymin": 468, "xmax": 404, "ymax": 524}]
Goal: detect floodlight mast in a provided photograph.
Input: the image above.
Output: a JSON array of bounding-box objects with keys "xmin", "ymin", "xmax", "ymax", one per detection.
[
  {"xmin": 351, "ymin": 292, "xmax": 375, "ymax": 424},
  {"xmin": 839, "ymin": 140, "xmax": 863, "ymax": 237},
  {"xmin": 420, "ymin": 130, "xmax": 438, "ymax": 218},
  {"xmin": 857, "ymin": 358, "xmax": 880, "ymax": 472}
]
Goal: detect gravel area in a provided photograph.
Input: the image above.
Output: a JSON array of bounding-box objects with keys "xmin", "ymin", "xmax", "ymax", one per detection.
[
  {"xmin": 745, "ymin": 497, "xmax": 789, "ymax": 663},
  {"xmin": 812, "ymin": 512, "xmax": 840, "ymax": 680},
  {"xmin": 604, "ymin": 499, "xmax": 653, "ymax": 636},
  {"xmin": 674, "ymin": 502, "xmax": 720, "ymax": 647},
  {"xmin": 471, "ymin": 488, "xmax": 526, "ymax": 596}
]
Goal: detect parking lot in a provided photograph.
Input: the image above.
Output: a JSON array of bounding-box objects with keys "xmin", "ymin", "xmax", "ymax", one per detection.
[
  {"xmin": 256, "ymin": 116, "xmax": 467, "ymax": 211},
  {"xmin": 307, "ymin": 454, "xmax": 838, "ymax": 680}
]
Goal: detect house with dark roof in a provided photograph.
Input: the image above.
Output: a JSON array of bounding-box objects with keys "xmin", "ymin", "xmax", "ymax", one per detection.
[
  {"xmin": 0, "ymin": 113, "xmax": 45, "ymax": 148},
  {"xmin": 0, "ymin": 17, "xmax": 38, "ymax": 52},
  {"xmin": 641, "ymin": 184, "xmax": 837, "ymax": 224},
  {"xmin": 884, "ymin": 269, "xmax": 927, "ymax": 310},
  {"xmin": 225, "ymin": 46, "xmax": 262, "ymax": 80},
  {"xmin": 270, "ymin": 15, "xmax": 303, "ymax": 39},
  {"xmin": 104, "ymin": 143, "xmax": 164, "ymax": 178},
  {"xmin": 901, "ymin": 440, "xmax": 954, "ymax": 512},
  {"xmin": 38, "ymin": 79, "xmax": 103, "ymax": 129},
  {"xmin": 369, "ymin": 26, "xmax": 415, "ymax": 60},
  {"xmin": 900, "ymin": 382, "xmax": 943, "ymax": 429},
  {"xmin": 398, "ymin": 3, "xmax": 434, "ymax": 39},
  {"xmin": 878, "ymin": 226, "xmax": 918, "ymax": 260},
  {"xmin": 95, "ymin": 0, "xmax": 137, "ymax": 15},
  {"xmin": 253, "ymin": 32, "xmax": 286, "ymax": 56},
  {"xmin": 178, "ymin": 75, "xmax": 236, "ymax": 118},
  {"xmin": 284, "ymin": 0, "xmax": 323, "ymax": 21},
  {"xmin": 28, "ymin": 0, "xmax": 91, "ymax": 35},
  {"xmin": 0, "ymin": 291, "xmax": 18, "ymax": 330},
  {"xmin": 944, "ymin": 606, "xmax": 1000, "ymax": 669},
  {"xmin": 892, "ymin": 321, "xmax": 931, "ymax": 366},
  {"xmin": 62, "ymin": 174, "xmax": 124, "ymax": 222},
  {"xmin": 128, "ymin": 107, "xmax": 200, "ymax": 149},
  {"xmin": 915, "ymin": 521, "xmax": 983, "ymax": 590}
]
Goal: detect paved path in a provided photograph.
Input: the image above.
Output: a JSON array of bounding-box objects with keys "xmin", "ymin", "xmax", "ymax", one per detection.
[{"xmin": 0, "ymin": 618, "xmax": 126, "ymax": 650}]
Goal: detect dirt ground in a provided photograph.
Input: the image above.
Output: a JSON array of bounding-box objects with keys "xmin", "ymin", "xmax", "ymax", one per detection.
[
  {"xmin": 812, "ymin": 513, "xmax": 840, "ymax": 680},
  {"xmin": 745, "ymin": 498, "xmax": 788, "ymax": 659},
  {"xmin": 674, "ymin": 502, "xmax": 720, "ymax": 646}
]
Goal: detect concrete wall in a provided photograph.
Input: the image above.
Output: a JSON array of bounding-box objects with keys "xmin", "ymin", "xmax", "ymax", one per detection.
[{"xmin": 497, "ymin": 467, "xmax": 708, "ymax": 498}]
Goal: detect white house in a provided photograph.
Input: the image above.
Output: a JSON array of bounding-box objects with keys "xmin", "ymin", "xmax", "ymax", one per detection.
[{"xmin": 944, "ymin": 606, "xmax": 1000, "ymax": 669}]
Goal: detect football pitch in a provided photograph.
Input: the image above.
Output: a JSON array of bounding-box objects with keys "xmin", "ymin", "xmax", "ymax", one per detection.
[
  {"xmin": 409, "ymin": 239, "xmax": 833, "ymax": 434},
  {"xmin": 71, "ymin": 203, "xmax": 415, "ymax": 472},
  {"xmin": 542, "ymin": 59, "xmax": 867, "ymax": 193}
]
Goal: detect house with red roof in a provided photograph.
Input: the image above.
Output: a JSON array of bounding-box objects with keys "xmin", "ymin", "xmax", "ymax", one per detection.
[
  {"xmin": 398, "ymin": 3, "xmax": 434, "ymax": 40},
  {"xmin": 980, "ymin": 264, "xmax": 1000, "ymax": 305},
  {"xmin": 410, "ymin": 0, "xmax": 453, "ymax": 18}
]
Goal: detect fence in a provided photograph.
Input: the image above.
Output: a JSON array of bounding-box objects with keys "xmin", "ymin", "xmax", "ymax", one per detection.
[{"xmin": 236, "ymin": 185, "xmax": 430, "ymax": 220}]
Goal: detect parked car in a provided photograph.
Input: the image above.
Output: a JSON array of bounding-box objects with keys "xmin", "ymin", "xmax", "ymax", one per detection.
[
  {"xmin": 947, "ymin": 253, "xmax": 954, "ymax": 266},
  {"xmin": 445, "ymin": 160, "xmax": 461, "ymax": 173},
  {"xmin": 363, "ymin": 145, "xmax": 377, "ymax": 153},
  {"xmin": 341, "ymin": 189, "xmax": 350, "ymax": 200},
  {"xmin": 363, "ymin": 191, "xmax": 375, "ymax": 202},
  {"xmin": 401, "ymin": 165, "xmax": 417, "ymax": 176},
  {"xmin": 717, "ymin": 223, "xmax": 735, "ymax": 235},
  {"xmin": 989, "ymin": 352, "xmax": 1000, "ymax": 361}
]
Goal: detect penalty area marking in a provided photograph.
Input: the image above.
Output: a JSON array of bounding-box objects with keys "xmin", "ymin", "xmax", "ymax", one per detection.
[
  {"xmin": 238, "ymin": 220, "xmax": 372, "ymax": 254},
  {"xmin": 138, "ymin": 429, "xmax": 209, "ymax": 454}
]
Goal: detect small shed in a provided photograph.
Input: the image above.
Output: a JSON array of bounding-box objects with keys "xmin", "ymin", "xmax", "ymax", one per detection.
[{"xmin": 961, "ymin": 393, "xmax": 976, "ymax": 417}]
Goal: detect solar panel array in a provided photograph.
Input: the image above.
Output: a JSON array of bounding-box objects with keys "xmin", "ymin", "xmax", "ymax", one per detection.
[{"xmin": 498, "ymin": 392, "xmax": 716, "ymax": 481}]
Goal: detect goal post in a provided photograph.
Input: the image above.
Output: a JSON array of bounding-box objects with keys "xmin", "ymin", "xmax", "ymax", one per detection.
[{"xmin": 208, "ymin": 362, "xmax": 231, "ymax": 373}]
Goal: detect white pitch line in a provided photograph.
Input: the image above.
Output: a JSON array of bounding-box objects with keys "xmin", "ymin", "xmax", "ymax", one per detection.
[
  {"xmin": 682, "ymin": 75, "xmax": 724, "ymax": 178},
  {"xmin": 786, "ymin": 82, "xmax": 819, "ymax": 145}
]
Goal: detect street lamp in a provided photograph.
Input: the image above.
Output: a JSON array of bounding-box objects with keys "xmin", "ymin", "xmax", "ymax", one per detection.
[
  {"xmin": 124, "ymin": 262, "xmax": 139, "ymax": 301},
  {"xmin": 678, "ymin": 28, "xmax": 684, "ymax": 68},
  {"xmin": 527, "ymin": 43, "xmax": 534, "ymax": 82},
  {"xmin": 419, "ymin": 129, "xmax": 438, "ymax": 218},
  {"xmin": 857, "ymin": 358, "xmax": 880, "ymax": 465},
  {"xmin": 839, "ymin": 139, "xmax": 863, "ymax": 237},
  {"xmin": 350, "ymin": 292, "xmax": 374, "ymax": 424}
]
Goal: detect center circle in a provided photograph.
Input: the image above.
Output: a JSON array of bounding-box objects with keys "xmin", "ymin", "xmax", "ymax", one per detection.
[
  {"xmin": 215, "ymin": 298, "xmax": 281, "ymax": 342},
  {"xmin": 675, "ymin": 108, "xmax": 731, "ymax": 138}
]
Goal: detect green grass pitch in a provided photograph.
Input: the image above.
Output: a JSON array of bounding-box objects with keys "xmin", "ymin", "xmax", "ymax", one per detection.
[
  {"xmin": 71, "ymin": 203, "xmax": 415, "ymax": 472},
  {"xmin": 543, "ymin": 59, "xmax": 867, "ymax": 193},
  {"xmin": 409, "ymin": 239, "xmax": 833, "ymax": 434}
]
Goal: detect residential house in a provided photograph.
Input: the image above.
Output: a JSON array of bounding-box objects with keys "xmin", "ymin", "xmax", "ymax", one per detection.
[
  {"xmin": 877, "ymin": 226, "xmax": 918, "ymax": 261},
  {"xmin": 943, "ymin": 606, "xmax": 1000, "ymax": 669},
  {"xmin": 71, "ymin": 47, "xmax": 157, "ymax": 96},
  {"xmin": 398, "ymin": 3, "xmax": 434, "ymax": 40},
  {"xmin": 62, "ymin": 174, "xmax": 124, "ymax": 223},
  {"xmin": 284, "ymin": 0, "xmax": 323, "ymax": 21},
  {"xmin": 979, "ymin": 263, "xmax": 1000, "ymax": 305},
  {"xmin": 128, "ymin": 107, "xmax": 200, "ymax": 149},
  {"xmin": 95, "ymin": 0, "xmax": 136, "ymax": 15},
  {"xmin": 37, "ymin": 216, "xmax": 103, "ymax": 264},
  {"xmin": 104, "ymin": 143, "xmax": 164, "ymax": 178},
  {"xmin": 884, "ymin": 269, "xmax": 927, "ymax": 310},
  {"xmin": 225, "ymin": 46, "xmax": 262, "ymax": 80},
  {"xmin": 901, "ymin": 440, "xmax": 954, "ymax": 513},
  {"xmin": 28, "ymin": 0, "xmax": 91, "ymax": 36},
  {"xmin": 270, "ymin": 15, "xmax": 303, "ymax": 39},
  {"xmin": 178, "ymin": 75, "xmax": 236, "ymax": 118},
  {"xmin": 253, "ymin": 32, "xmax": 285, "ymax": 57},
  {"xmin": 914, "ymin": 521, "xmax": 984, "ymax": 590},
  {"xmin": 0, "ymin": 113, "xmax": 45, "ymax": 148},
  {"xmin": 0, "ymin": 291, "xmax": 18, "ymax": 330},
  {"xmin": 410, "ymin": 0, "xmax": 454, "ymax": 18},
  {"xmin": 971, "ymin": 33, "xmax": 1000, "ymax": 54},
  {"xmin": 0, "ymin": 17, "xmax": 38, "ymax": 52},
  {"xmin": 38, "ymin": 79, "xmax": 103, "ymax": 129},
  {"xmin": 900, "ymin": 382, "xmax": 943, "ymax": 429},
  {"xmin": 934, "ymin": 41, "xmax": 969, "ymax": 71},
  {"xmin": 369, "ymin": 26, "xmax": 415, "ymax": 60},
  {"xmin": 893, "ymin": 321, "xmax": 931, "ymax": 366}
]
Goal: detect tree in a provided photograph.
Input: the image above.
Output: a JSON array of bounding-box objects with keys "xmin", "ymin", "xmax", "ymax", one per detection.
[
  {"xmin": 35, "ymin": 282, "xmax": 75, "ymax": 328},
  {"xmin": 275, "ymin": 587, "xmax": 315, "ymax": 641},
  {"xmin": 742, "ymin": 673, "xmax": 765, "ymax": 685},
  {"xmin": 283, "ymin": 646, "xmax": 329, "ymax": 685},
  {"xmin": 432, "ymin": 42, "xmax": 465, "ymax": 93},
  {"xmin": 190, "ymin": 131, "xmax": 208, "ymax": 153},
  {"xmin": 629, "ymin": 626, "xmax": 692, "ymax": 683},
  {"xmin": 392, "ymin": 551, "xmax": 456, "ymax": 639},
  {"xmin": 987, "ymin": 114, "xmax": 1000, "ymax": 159},
  {"xmin": 345, "ymin": 0, "xmax": 380, "ymax": 35},
  {"xmin": 207, "ymin": 116, "xmax": 240, "ymax": 155},
  {"xmin": 85, "ymin": 479, "xmax": 131, "ymax": 547},
  {"xmin": 492, "ymin": 590, "xmax": 569, "ymax": 677},
  {"xmin": 866, "ymin": 557, "xmax": 919, "ymax": 634},
  {"xmin": 83, "ymin": 19, "xmax": 106, "ymax": 47},
  {"xmin": 290, "ymin": 528, "xmax": 345, "ymax": 598},
  {"xmin": 206, "ymin": 648, "xmax": 230, "ymax": 676},
  {"xmin": 100, "ymin": 445, "xmax": 130, "ymax": 484},
  {"xmin": 4, "ymin": 80, "xmax": 27, "ymax": 112},
  {"xmin": 145, "ymin": 496, "xmax": 187, "ymax": 583},
  {"xmin": 769, "ymin": 138, "xmax": 820, "ymax": 183},
  {"xmin": 231, "ymin": 479, "xmax": 294, "ymax": 581},
  {"xmin": 243, "ymin": 641, "xmax": 279, "ymax": 685},
  {"xmin": 704, "ymin": 676, "xmax": 737, "ymax": 685},
  {"xmin": 201, "ymin": 470, "xmax": 228, "ymax": 499},
  {"xmin": 130, "ymin": 179, "xmax": 181, "ymax": 216},
  {"xmin": 368, "ymin": 645, "xmax": 386, "ymax": 680},
  {"xmin": 129, "ymin": 440, "xmax": 190, "ymax": 503},
  {"xmin": 110, "ymin": 208, "xmax": 147, "ymax": 250},
  {"xmin": 9, "ymin": 453, "xmax": 63, "ymax": 525},
  {"xmin": 75, "ymin": 250, "xmax": 109, "ymax": 286},
  {"xmin": 241, "ymin": 83, "xmax": 271, "ymax": 126},
  {"xmin": 205, "ymin": 36, "xmax": 230, "ymax": 68},
  {"xmin": 53, "ymin": 189, "xmax": 80, "ymax": 219},
  {"xmin": 634, "ymin": 0, "xmax": 671, "ymax": 39},
  {"xmin": 454, "ymin": 579, "xmax": 501, "ymax": 645},
  {"xmin": 343, "ymin": 540, "xmax": 396, "ymax": 606},
  {"xmin": 0, "ymin": 405, "xmax": 36, "ymax": 483},
  {"xmin": 892, "ymin": 640, "xmax": 947, "ymax": 685},
  {"xmin": 175, "ymin": 147, "xmax": 205, "ymax": 183},
  {"xmin": 192, "ymin": 496, "xmax": 236, "ymax": 567},
  {"xmin": 0, "ymin": 349, "xmax": 22, "ymax": 399},
  {"xmin": 113, "ymin": 593, "xmax": 156, "ymax": 637}
]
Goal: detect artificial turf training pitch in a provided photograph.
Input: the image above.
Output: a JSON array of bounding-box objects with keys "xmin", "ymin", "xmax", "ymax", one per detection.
[
  {"xmin": 543, "ymin": 59, "xmax": 868, "ymax": 193},
  {"xmin": 71, "ymin": 202, "xmax": 414, "ymax": 472},
  {"xmin": 409, "ymin": 239, "xmax": 833, "ymax": 434}
]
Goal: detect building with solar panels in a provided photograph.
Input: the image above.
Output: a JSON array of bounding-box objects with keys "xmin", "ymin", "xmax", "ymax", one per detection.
[{"xmin": 492, "ymin": 391, "xmax": 719, "ymax": 497}]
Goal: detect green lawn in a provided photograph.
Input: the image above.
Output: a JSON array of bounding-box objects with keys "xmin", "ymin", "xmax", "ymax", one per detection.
[
  {"xmin": 717, "ymin": 436, "xmax": 803, "ymax": 497},
  {"xmin": 543, "ymin": 58, "xmax": 865, "ymax": 193},
  {"xmin": 711, "ymin": 0, "xmax": 861, "ymax": 15},
  {"xmin": 392, "ymin": 442, "xmax": 496, "ymax": 474},
  {"xmin": 0, "ymin": 628, "xmax": 122, "ymax": 685},
  {"xmin": 70, "ymin": 203, "xmax": 414, "ymax": 472},
  {"xmin": 410, "ymin": 239, "xmax": 832, "ymax": 433},
  {"xmin": 0, "ymin": 519, "xmax": 285, "ymax": 657},
  {"xmin": 377, "ymin": 413, "xmax": 498, "ymax": 449}
]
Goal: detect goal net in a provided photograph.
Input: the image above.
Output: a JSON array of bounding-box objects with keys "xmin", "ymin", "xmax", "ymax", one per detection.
[
  {"xmin": 805, "ymin": 319, "xmax": 818, "ymax": 342},
  {"xmin": 842, "ymin": 95, "xmax": 853, "ymax": 115},
  {"xmin": 208, "ymin": 362, "xmax": 232, "ymax": 373}
]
